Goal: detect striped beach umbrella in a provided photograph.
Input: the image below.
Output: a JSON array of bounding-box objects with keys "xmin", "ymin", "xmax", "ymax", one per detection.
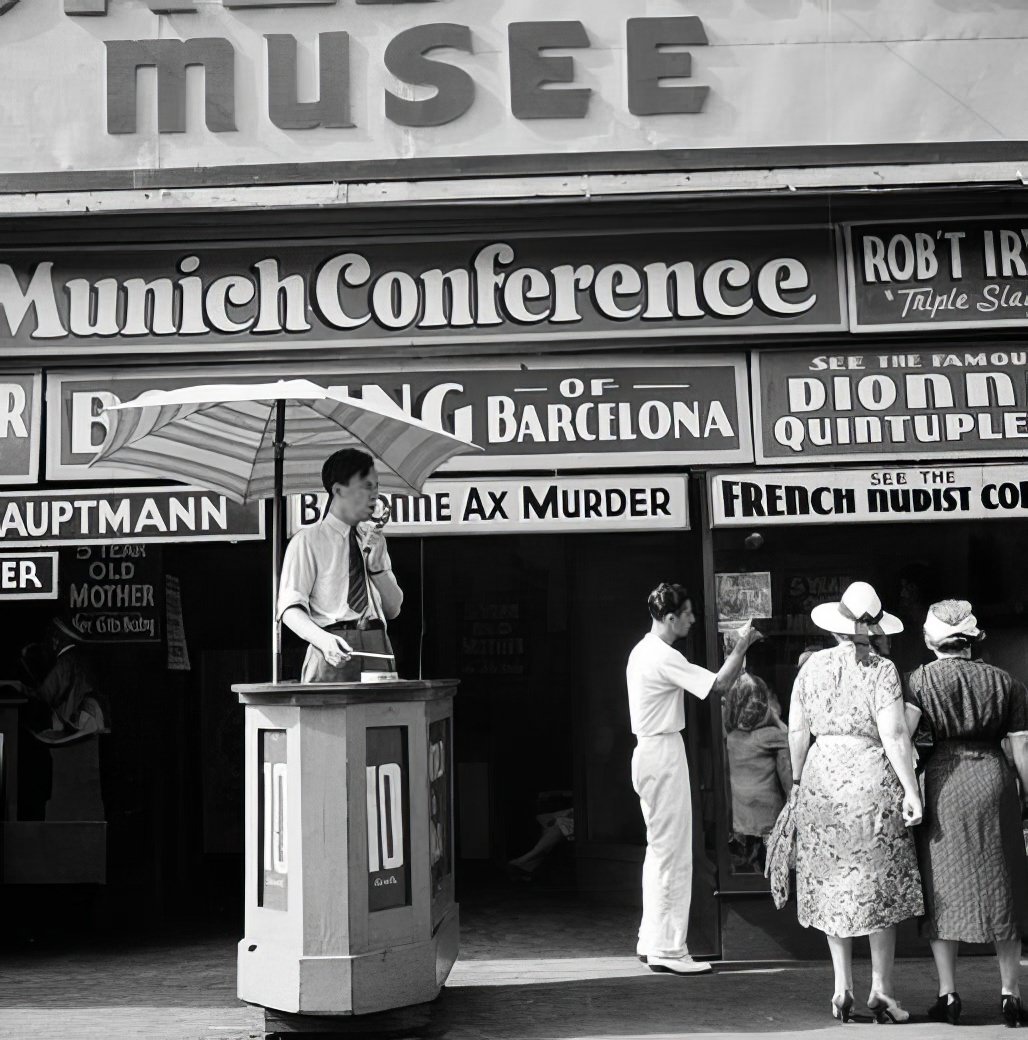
[{"xmin": 93, "ymin": 378, "xmax": 482, "ymax": 680}]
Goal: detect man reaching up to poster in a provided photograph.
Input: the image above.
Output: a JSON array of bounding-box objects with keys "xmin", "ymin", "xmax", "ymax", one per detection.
[
  {"xmin": 278, "ymin": 448, "xmax": 402, "ymax": 683},
  {"xmin": 627, "ymin": 582, "xmax": 762, "ymax": 975}
]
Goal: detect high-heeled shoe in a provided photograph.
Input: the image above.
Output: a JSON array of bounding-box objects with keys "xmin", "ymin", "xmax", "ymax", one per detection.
[
  {"xmin": 832, "ymin": 991, "xmax": 854, "ymax": 1023},
  {"xmin": 868, "ymin": 993, "xmax": 910, "ymax": 1024},
  {"xmin": 1001, "ymin": 994, "xmax": 1027, "ymax": 1028},
  {"xmin": 927, "ymin": 993, "xmax": 962, "ymax": 1026}
]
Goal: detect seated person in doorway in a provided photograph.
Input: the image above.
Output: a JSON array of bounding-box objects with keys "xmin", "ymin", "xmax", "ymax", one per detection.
[
  {"xmin": 278, "ymin": 448, "xmax": 403, "ymax": 683},
  {"xmin": 723, "ymin": 665, "xmax": 791, "ymax": 873},
  {"xmin": 507, "ymin": 791, "xmax": 574, "ymax": 882}
]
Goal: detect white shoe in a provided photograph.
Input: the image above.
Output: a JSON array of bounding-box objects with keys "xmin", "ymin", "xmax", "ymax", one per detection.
[{"xmin": 647, "ymin": 954, "xmax": 712, "ymax": 975}]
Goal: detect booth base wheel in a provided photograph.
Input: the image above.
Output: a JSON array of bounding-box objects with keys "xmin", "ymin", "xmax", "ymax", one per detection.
[{"xmin": 262, "ymin": 999, "xmax": 437, "ymax": 1039}]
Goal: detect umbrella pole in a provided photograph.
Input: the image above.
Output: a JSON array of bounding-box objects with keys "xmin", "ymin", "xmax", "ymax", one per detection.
[{"xmin": 271, "ymin": 398, "xmax": 286, "ymax": 684}]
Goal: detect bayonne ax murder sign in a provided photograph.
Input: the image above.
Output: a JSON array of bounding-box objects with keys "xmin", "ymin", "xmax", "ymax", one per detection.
[{"xmin": 0, "ymin": 228, "xmax": 844, "ymax": 356}]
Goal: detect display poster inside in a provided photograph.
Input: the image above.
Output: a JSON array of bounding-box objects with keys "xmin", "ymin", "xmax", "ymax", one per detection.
[
  {"xmin": 754, "ymin": 346, "xmax": 1028, "ymax": 464},
  {"xmin": 291, "ymin": 475, "xmax": 689, "ymax": 538},
  {"xmin": 428, "ymin": 717, "xmax": 452, "ymax": 922},
  {"xmin": 0, "ymin": 486, "xmax": 263, "ymax": 547},
  {"xmin": 48, "ymin": 358, "xmax": 751, "ymax": 482},
  {"xmin": 711, "ymin": 464, "xmax": 1028, "ymax": 527},
  {"xmin": 366, "ymin": 726, "xmax": 411, "ymax": 913},
  {"xmin": 258, "ymin": 729, "xmax": 288, "ymax": 912},
  {"xmin": 61, "ymin": 544, "xmax": 161, "ymax": 643},
  {"xmin": 0, "ymin": 371, "xmax": 41, "ymax": 484},
  {"xmin": 165, "ymin": 574, "xmax": 191, "ymax": 671},
  {"xmin": 4, "ymin": 230, "xmax": 841, "ymax": 357},
  {"xmin": 847, "ymin": 218, "xmax": 1028, "ymax": 331},
  {"xmin": 0, "ymin": 552, "xmax": 58, "ymax": 600}
]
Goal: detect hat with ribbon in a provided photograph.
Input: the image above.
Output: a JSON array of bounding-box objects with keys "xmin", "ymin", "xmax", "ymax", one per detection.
[{"xmin": 810, "ymin": 581, "xmax": 903, "ymax": 636}]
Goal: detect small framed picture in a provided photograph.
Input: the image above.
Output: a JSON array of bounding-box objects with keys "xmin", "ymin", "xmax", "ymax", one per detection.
[{"xmin": 715, "ymin": 571, "xmax": 772, "ymax": 632}]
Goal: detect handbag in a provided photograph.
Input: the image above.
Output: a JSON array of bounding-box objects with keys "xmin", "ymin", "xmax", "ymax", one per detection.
[{"xmin": 764, "ymin": 786, "xmax": 799, "ymax": 910}]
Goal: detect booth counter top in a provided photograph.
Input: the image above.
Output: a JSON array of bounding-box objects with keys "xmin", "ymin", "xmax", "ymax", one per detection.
[{"xmin": 232, "ymin": 679, "xmax": 457, "ymax": 706}]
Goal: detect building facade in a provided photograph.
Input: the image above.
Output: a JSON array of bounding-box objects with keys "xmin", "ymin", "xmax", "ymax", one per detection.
[{"xmin": 3, "ymin": 0, "xmax": 1028, "ymax": 957}]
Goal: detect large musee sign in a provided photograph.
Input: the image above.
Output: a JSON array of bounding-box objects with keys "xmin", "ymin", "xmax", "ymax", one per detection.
[{"xmin": 2, "ymin": 3, "xmax": 1027, "ymax": 186}]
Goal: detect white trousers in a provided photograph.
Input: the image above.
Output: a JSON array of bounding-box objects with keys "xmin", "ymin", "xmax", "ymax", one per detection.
[{"xmin": 632, "ymin": 733, "xmax": 693, "ymax": 959}]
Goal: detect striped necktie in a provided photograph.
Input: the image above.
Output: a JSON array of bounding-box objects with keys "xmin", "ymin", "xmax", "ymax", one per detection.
[{"xmin": 348, "ymin": 525, "xmax": 368, "ymax": 616}]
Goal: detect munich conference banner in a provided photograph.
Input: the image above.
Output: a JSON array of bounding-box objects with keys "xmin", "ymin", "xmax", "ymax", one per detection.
[
  {"xmin": 47, "ymin": 356, "xmax": 752, "ymax": 483},
  {"xmin": 0, "ymin": 227, "xmax": 843, "ymax": 356},
  {"xmin": 846, "ymin": 217, "xmax": 1028, "ymax": 332},
  {"xmin": 753, "ymin": 345, "xmax": 1028, "ymax": 464},
  {"xmin": 710, "ymin": 465, "xmax": 1028, "ymax": 527}
]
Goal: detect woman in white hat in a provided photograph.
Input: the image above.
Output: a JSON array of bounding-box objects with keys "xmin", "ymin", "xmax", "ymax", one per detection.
[
  {"xmin": 790, "ymin": 581, "xmax": 924, "ymax": 1023},
  {"xmin": 907, "ymin": 600, "xmax": 1028, "ymax": 1028}
]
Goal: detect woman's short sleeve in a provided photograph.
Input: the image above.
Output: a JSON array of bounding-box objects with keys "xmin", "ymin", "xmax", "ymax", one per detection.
[
  {"xmin": 1006, "ymin": 678, "xmax": 1028, "ymax": 735},
  {"xmin": 873, "ymin": 659, "xmax": 904, "ymax": 714}
]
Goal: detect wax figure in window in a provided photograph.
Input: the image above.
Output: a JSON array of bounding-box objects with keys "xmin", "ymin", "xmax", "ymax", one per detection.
[
  {"xmin": 625, "ymin": 582, "xmax": 761, "ymax": 976},
  {"xmin": 906, "ymin": 600, "xmax": 1028, "ymax": 1028},
  {"xmin": 788, "ymin": 581, "xmax": 923, "ymax": 1024},
  {"xmin": 22, "ymin": 618, "xmax": 108, "ymax": 745},
  {"xmin": 278, "ymin": 448, "xmax": 403, "ymax": 683}
]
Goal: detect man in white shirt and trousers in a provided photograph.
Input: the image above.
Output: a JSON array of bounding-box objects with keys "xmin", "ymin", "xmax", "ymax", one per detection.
[
  {"xmin": 627, "ymin": 581, "xmax": 762, "ymax": 975},
  {"xmin": 278, "ymin": 448, "xmax": 403, "ymax": 682}
]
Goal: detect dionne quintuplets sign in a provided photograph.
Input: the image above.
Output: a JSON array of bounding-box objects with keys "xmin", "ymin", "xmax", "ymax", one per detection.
[{"xmin": 754, "ymin": 346, "xmax": 1028, "ymax": 464}]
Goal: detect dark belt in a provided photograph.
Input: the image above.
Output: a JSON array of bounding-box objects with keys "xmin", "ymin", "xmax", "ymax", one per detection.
[{"xmin": 326, "ymin": 618, "xmax": 385, "ymax": 633}]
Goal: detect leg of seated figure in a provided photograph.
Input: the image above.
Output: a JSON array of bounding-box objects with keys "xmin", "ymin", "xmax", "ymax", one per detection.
[{"xmin": 509, "ymin": 822, "xmax": 564, "ymax": 872}]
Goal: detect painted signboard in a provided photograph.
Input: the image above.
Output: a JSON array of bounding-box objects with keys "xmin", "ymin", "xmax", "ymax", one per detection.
[
  {"xmin": 259, "ymin": 729, "xmax": 289, "ymax": 912},
  {"xmin": 753, "ymin": 346, "xmax": 1028, "ymax": 465},
  {"xmin": 5, "ymin": 230, "xmax": 841, "ymax": 357},
  {"xmin": 846, "ymin": 218, "xmax": 1028, "ymax": 332},
  {"xmin": 48, "ymin": 357, "xmax": 752, "ymax": 483},
  {"xmin": 291, "ymin": 474, "xmax": 689, "ymax": 537},
  {"xmin": 0, "ymin": 552, "xmax": 58, "ymax": 600},
  {"xmin": 61, "ymin": 544, "xmax": 161, "ymax": 642},
  {"xmin": 711, "ymin": 464, "xmax": 1028, "ymax": 527},
  {"xmin": 0, "ymin": 485, "xmax": 264, "ymax": 547},
  {"xmin": 366, "ymin": 725, "xmax": 411, "ymax": 913},
  {"xmin": 2, "ymin": 3, "xmax": 1028, "ymax": 188},
  {"xmin": 0, "ymin": 372, "xmax": 41, "ymax": 484}
]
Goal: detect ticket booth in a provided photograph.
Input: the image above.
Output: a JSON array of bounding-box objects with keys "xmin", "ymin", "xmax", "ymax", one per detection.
[{"xmin": 234, "ymin": 680, "xmax": 458, "ymax": 1017}]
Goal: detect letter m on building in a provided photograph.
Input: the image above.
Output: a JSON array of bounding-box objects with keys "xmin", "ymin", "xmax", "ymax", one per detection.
[{"xmin": 106, "ymin": 38, "xmax": 236, "ymax": 134}]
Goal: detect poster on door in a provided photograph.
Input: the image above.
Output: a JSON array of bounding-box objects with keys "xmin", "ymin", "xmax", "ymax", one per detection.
[
  {"xmin": 366, "ymin": 726, "xmax": 411, "ymax": 912},
  {"xmin": 428, "ymin": 718, "xmax": 452, "ymax": 920}
]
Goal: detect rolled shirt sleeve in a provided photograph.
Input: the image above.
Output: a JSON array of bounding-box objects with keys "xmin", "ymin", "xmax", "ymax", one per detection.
[{"xmin": 276, "ymin": 528, "xmax": 318, "ymax": 621}]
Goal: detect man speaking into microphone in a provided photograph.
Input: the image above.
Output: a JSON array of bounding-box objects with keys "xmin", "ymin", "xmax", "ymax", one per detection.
[{"xmin": 278, "ymin": 448, "xmax": 402, "ymax": 683}]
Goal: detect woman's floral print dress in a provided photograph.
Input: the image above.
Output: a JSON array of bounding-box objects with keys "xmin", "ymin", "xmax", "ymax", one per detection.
[{"xmin": 793, "ymin": 643, "xmax": 924, "ymax": 936}]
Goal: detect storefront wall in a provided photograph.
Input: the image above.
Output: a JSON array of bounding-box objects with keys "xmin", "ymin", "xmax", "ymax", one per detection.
[{"xmin": 5, "ymin": 0, "xmax": 1028, "ymax": 956}]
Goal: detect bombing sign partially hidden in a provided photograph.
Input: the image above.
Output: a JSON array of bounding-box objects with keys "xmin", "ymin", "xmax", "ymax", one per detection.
[
  {"xmin": 48, "ymin": 357, "xmax": 752, "ymax": 485},
  {"xmin": 0, "ymin": 371, "xmax": 41, "ymax": 484}
]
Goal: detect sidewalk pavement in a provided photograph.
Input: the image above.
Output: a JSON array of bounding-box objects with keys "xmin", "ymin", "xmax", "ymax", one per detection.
[{"xmin": 2, "ymin": 935, "xmax": 1028, "ymax": 1040}]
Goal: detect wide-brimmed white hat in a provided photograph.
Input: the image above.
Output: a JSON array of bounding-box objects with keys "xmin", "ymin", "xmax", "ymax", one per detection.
[{"xmin": 811, "ymin": 581, "xmax": 903, "ymax": 636}]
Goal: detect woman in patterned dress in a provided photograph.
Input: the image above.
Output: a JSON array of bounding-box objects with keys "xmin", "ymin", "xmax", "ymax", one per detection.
[
  {"xmin": 789, "ymin": 582, "xmax": 924, "ymax": 1023},
  {"xmin": 907, "ymin": 600, "xmax": 1028, "ymax": 1028}
]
